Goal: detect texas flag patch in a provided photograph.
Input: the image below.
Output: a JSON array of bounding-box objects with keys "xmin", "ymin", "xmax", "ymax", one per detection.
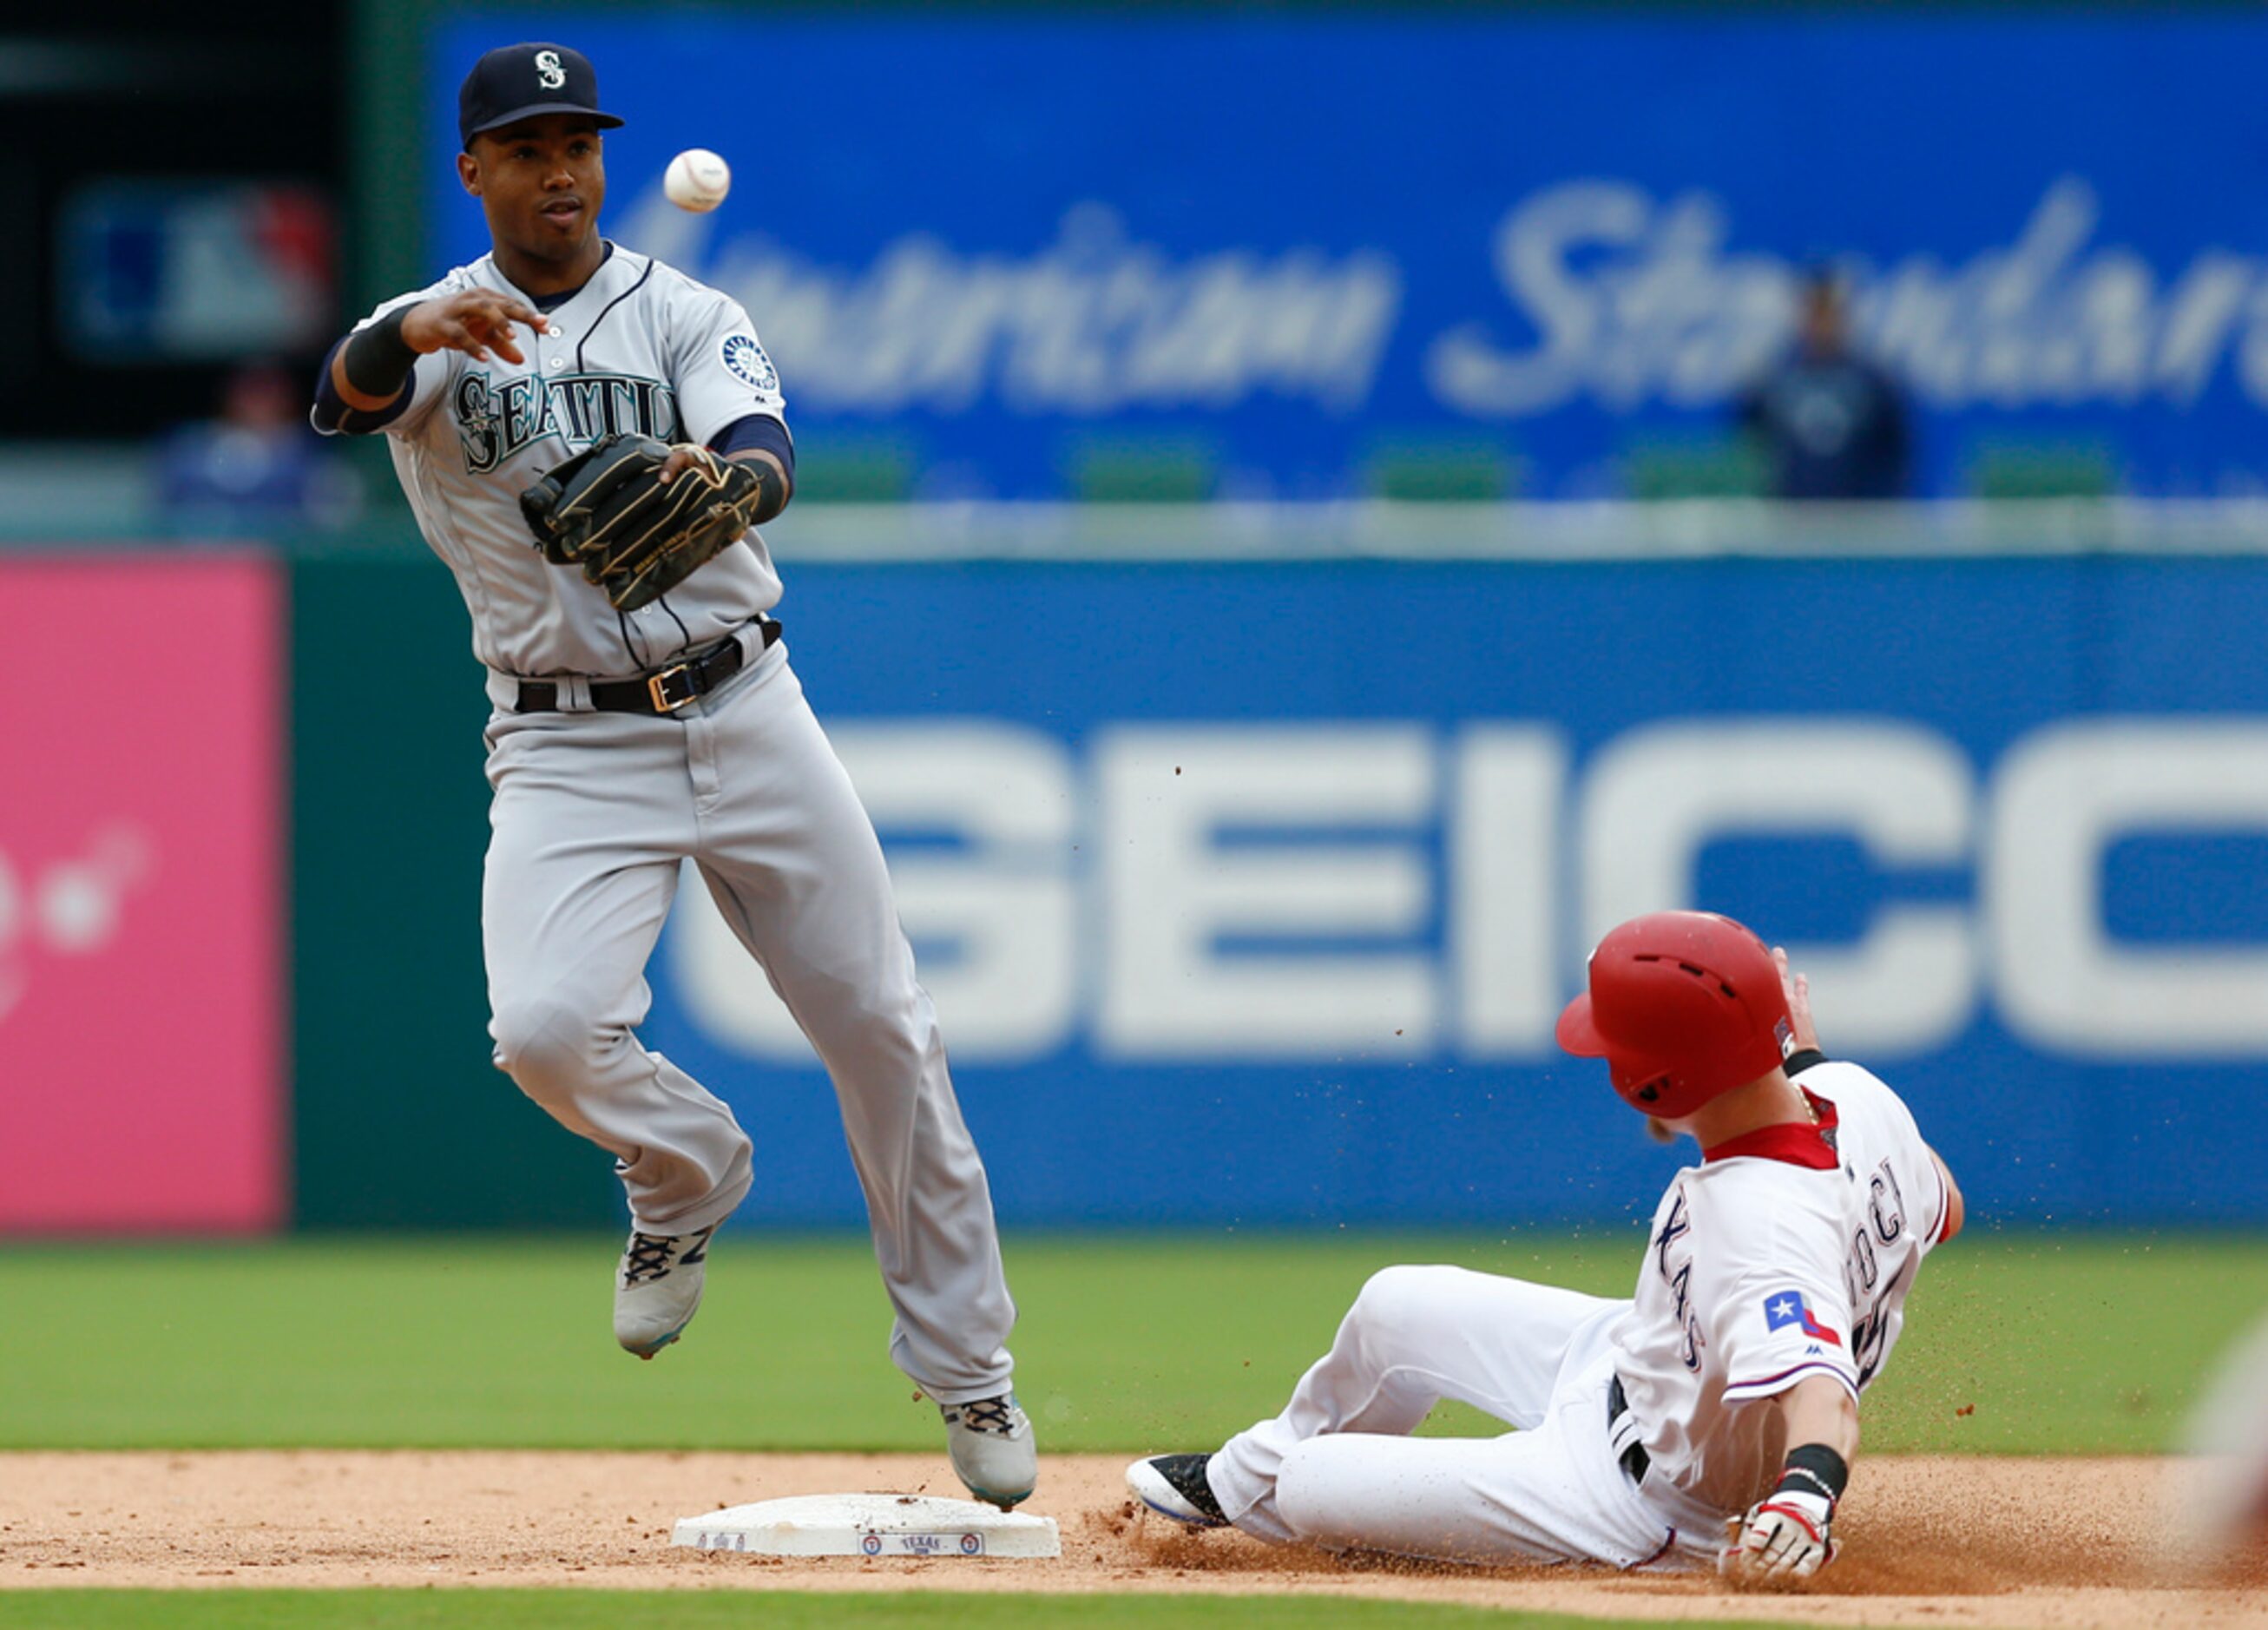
[{"xmin": 1764, "ymin": 1290, "xmax": 1843, "ymax": 1346}]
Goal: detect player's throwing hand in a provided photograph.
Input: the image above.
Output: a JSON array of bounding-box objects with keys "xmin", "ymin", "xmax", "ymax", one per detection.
[{"xmin": 400, "ymin": 291, "xmax": 551, "ymax": 365}]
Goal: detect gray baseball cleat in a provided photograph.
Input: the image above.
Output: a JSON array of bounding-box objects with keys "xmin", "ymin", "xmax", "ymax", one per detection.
[
  {"xmin": 1126, "ymin": 1453, "xmax": 1229, "ymax": 1528},
  {"xmin": 613, "ymin": 1224, "xmax": 716, "ymax": 1358},
  {"xmin": 940, "ymin": 1391, "xmax": 1037, "ymax": 1509}
]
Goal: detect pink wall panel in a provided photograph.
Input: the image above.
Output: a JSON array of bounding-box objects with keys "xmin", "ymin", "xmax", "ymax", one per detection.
[{"xmin": 0, "ymin": 555, "xmax": 285, "ymax": 1232}]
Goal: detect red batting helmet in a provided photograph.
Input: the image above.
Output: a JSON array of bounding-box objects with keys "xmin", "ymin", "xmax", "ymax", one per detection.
[{"xmin": 1555, "ymin": 910, "xmax": 1794, "ymax": 1119}]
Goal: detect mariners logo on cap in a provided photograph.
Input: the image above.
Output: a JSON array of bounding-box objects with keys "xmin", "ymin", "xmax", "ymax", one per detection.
[
  {"xmin": 458, "ymin": 43, "xmax": 624, "ymax": 146},
  {"xmin": 722, "ymin": 335, "xmax": 779, "ymax": 394}
]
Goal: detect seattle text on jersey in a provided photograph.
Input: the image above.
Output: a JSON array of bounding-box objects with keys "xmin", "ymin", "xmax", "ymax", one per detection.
[{"xmin": 454, "ymin": 370, "xmax": 681, "ymax": 473}]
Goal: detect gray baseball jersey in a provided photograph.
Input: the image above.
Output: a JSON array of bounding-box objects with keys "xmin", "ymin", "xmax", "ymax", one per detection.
[
  {"xmin": 319, "ymin": 238, "xmax": 1021, "ymax": 1411},
  {"xmin": 343, "ymin": 245, "xmax": 787, "ymax": 678}
]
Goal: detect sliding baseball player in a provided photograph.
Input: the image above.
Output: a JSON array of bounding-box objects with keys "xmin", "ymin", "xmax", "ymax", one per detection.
[{"xmin": 1131, "ymin": 911, "xmax": 1962, "ymax": 1585}]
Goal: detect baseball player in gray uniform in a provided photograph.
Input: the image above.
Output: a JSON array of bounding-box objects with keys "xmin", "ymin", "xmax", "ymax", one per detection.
[{"xmin": 310, "ymin": 41, "xmax": 1035, "ymax": 1508}]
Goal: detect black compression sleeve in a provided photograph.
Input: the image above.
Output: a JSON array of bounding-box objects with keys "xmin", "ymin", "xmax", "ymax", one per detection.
[
  {"xmin": 312, "ymin": 334, "xmax": 411, "ymax": 436},
  {"xmin": 740, "ymin": 457, "xmax": 790, "ymax": 524},
  {"xmin": 1778, "ymin": 1443, "xmax": 1851, "ymax": 1505},
  {"xmin": 1784, "ymin": 1047, "xmax": 1830, "ymax": 1076},
  {"xmin": 342, "ymin": 305, "xmax": 420, "ymax": 399},
  {"xmin": 713, "ymin": 414, "xmax": 795, "ymax": 523}
]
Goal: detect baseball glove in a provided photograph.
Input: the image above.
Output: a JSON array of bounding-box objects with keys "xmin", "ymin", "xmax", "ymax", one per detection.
[{"xmin": 520, "ymin": 433, "xmax": 761, "ymax": 612}]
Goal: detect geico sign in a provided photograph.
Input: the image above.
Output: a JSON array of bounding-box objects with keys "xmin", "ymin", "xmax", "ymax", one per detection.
[{"xmin": 666, "ymin": 717, "xmax": 2268, "ymax": 1064}]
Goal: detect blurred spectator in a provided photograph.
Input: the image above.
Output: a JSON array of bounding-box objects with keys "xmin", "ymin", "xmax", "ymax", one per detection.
[
  {"xmin": 154, "ymin": 363, "xmax": 360, "ymax": 536},
  {"xmin": 1736, "ymin": 271, "xmax": 1911, "ymax": 501}
]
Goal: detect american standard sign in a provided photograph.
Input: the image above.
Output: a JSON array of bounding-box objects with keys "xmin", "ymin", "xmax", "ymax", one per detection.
[
  {"xmin": 483, "ymin": 7, "xmax": 2268, "ymax": 499},
  {"xmin": 621, "ymin": 179, "xmax": 2268, "ymax": 426}
]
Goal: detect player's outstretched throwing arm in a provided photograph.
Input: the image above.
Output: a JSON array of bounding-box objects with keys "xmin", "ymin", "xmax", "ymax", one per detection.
[{"xmin": 312, "ymin": 290, "xmax": 552, "ymax": 433}]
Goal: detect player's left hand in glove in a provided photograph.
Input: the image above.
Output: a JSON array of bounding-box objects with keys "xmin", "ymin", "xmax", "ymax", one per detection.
[
  {"xmin": 520, "ymin": 433, "xmax": 762, "ymax": 612},
  {"xmin": 1719, "ymin": 1486, "xmax": 1835, "ymax": 1589}
]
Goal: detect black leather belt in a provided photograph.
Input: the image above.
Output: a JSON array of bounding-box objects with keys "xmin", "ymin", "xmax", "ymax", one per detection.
[
  {"xmin": 512, "ymin": 618, "xmax": 779, "ymax": 715},
  {"xmin": 1606, "ymin": 1374, "xmax": 1651, "ymax": 1485}
]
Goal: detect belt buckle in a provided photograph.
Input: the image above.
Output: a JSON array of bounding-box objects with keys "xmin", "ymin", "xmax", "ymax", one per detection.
[{"xmin": 646, "ymin": 662, "xmax": 699, "ymax": 713}]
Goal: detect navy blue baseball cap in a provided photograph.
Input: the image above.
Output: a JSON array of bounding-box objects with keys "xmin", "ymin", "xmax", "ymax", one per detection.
[{"xmin": 458, "ymin": 43, "xmax": 624, "ymax": 148}]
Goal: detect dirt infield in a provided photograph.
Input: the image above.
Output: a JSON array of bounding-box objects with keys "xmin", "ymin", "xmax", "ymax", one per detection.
[{"xmin": 0, "ymin": 1452, "xmax": 2260, "ymax": 1627}]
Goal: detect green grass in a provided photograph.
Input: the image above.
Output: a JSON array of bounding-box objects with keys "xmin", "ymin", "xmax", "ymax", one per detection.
[
  {"xmin": 0, "ymin": 1592, "xmax": 1801, "ymax": 1630},
  {"xmin": 0, "ymin": 1231, "xmax": 2260, "ymax": 1455}
]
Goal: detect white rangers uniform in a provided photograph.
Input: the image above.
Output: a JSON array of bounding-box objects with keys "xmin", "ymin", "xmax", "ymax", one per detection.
[
  {"xmin": 320, "ymin": 242, "xmax": 1019, "ymax": 1406},
  {"xmin": 1206, "ymin": 1059, "xmax": 1948, "ymax": 1568}
]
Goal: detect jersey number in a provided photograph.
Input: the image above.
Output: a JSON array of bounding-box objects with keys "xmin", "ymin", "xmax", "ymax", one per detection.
[{"xmin": 1844, "ymin": 1159, "xmax": 1910, "ymax": 1386}]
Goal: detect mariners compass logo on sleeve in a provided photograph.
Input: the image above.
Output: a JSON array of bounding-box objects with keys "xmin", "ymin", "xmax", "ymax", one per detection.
[{"xmin": 722, "ymin": 335, "xmax": 779, "ymax": 394}]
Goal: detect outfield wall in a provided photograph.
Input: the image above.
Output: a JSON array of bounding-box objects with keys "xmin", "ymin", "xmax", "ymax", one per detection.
[
  {"xmin": 8, "ymin": 530, "xmax": 2268, "ymax": 1231},
  {"xmin": 639, "ymin": 550, "xmax": 2268, "ymax": 1231},
  {"xmin": 0, "ymin": 556, "xmax": 286, "ymax": 1233}
]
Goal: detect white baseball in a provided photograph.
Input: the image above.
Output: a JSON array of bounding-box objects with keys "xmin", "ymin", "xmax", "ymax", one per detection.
[{"xmin": 663, "ymin": 148, "xmax": 731, "ymax": 213}]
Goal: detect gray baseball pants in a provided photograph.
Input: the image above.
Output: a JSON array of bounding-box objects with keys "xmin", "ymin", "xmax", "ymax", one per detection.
[{"xmin": 478, "ymin": 632, "xmax": 1017, "ymax": 1403}]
